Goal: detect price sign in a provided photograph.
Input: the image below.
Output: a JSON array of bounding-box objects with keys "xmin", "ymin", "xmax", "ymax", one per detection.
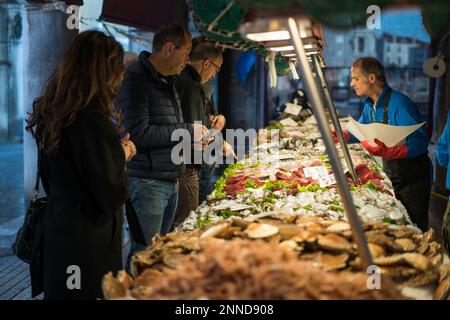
[
  {"xmin": 319, "ymin": 174, "xmax": 337, "ymax": 188},
  {"xmin": 279, "ymin": 117, "xmax": 299, "ymax": 127},
  {"xmin": 303, "ymin": 166, "xmax": 329, "ymax": 180},
  {"xmin": 284, "ymin": 103, "xmax": 302, "ymax": 116}
]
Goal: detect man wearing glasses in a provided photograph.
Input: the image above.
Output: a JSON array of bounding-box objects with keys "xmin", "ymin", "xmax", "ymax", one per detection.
[{"xmin": 172, "ymin": 38, "xmax": 232, "ymax": 229}]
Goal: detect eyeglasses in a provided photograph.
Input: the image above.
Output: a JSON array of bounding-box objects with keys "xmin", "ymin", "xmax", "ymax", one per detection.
[{"xmin": 207, "ymin": 58, "xmax": 221, "ymax": 72}]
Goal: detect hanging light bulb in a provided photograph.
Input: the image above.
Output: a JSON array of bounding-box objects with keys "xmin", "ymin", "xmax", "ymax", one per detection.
[
  {"xmin": 246, "ymin": 30, "xmax": 291, "ymax": 42},
  {"xmin": 269, "ymin": 45, "xmax": 295, "ymax": 52}
]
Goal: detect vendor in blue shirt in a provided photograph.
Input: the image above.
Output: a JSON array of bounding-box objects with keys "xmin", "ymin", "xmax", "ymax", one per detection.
[
  {"xmin": 437, "ymin": 111, "xmax": 450, "ymax": 253},
  {"xmin": 333, "ymin": 57, "xmax": 432, "ymax": 231}
]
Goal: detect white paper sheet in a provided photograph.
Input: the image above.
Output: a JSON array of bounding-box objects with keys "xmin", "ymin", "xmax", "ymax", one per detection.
[
  {"xmin": 284, "ymin": 103, "xmax": 302, "ymax": 116},
  {"xmin": 344, "ymin": 116, "xmax": 425, "ymax": 147},
  {"xmin": 279, "ymin": 117, "xmax": 299, "ymax": 127},
  {"xmin": 303, "ymin": 166, "xmax": 329, "ymax": 180},
  {"xmin": 303, "ymin": 115, "xmax": 317, "ymax": 125},
  {"xmin": 319, "ymin": 174, "xmax": 337, "ymax": 188}
]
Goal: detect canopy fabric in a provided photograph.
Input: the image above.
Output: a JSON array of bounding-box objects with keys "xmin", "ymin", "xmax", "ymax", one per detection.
[
  {"xmin": 189, "ymin": 0, "xmax": 448, "ymax": 75},
  {"xmin": 188, "ymin": 0, "xmax": 291, "ymax": 75},
  {"xmin": 100, "ymin": 0, "xmax": 188, "ymax": 31}
]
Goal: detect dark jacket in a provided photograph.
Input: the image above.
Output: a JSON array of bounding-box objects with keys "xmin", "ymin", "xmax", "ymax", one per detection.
[
  {"xmin": 177, "ymin": 65, "xmax": 218, "ymax": 168},
  {"xmin": 202, "ymin": 81, "xmax": 217, "ymax": 118},
  {"xmin": 116, "ymin": 51, "xmax": 193, "ymax": 181},
  {"xmin": 32, "ymin": 107, "xmax": 129, "ymax": 300},
  {"xmin": 176, "ymin": 64, "xmax": 212, "ymax": 128}
]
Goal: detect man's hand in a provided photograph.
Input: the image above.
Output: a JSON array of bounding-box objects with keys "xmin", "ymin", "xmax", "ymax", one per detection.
[
  {"xmin": 222, "ymin": 141, "xmax": 237, "ymax": 160},
  {"xmin": 331, "ymin": 129, "xmax": 350, "ymax": 144},
  {"xmin": 361, "ymin": 138, "xmax": 408, "ymax": 160},
  {"xmin": 192, "ymin": 123, "xmax": 209, "ymax": 142},
  {"xmin": 211, "ymin": 114, "xmax": 226, "ymax": 131},
  {"xmin": 192, "ymin": 141, "xmax": 209, "ymax": 151},
  {"xmin": 121, "ymin": 133, "xmax": 137, "ymax": 161}
]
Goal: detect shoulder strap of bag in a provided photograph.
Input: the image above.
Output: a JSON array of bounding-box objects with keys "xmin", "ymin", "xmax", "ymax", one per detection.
[{"xmin": 33, "ymin": 130, "xmax": 41, "ymax": 199}]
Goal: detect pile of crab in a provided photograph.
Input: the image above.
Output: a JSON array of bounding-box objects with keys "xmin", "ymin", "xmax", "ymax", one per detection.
[{"xmin": 103, "ymin": 214, "xmax": 450, "ymax": 300}]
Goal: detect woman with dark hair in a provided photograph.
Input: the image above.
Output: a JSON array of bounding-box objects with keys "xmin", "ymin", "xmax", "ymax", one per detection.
[{"xmin": 26, "ymin": 30, "xmax": 136, "ymax": 299}]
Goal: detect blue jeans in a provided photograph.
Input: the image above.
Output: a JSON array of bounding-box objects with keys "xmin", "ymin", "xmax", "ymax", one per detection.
[
  {"xmin": 199, "ymin": 162, "xmax": 216, "ymax": 203},
  {"xmin": 127, "ymin": 177, "xmax": 178, "ymax": 257}
]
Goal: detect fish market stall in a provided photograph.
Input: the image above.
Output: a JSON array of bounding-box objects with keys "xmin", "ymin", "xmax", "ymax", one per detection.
[
  {"xmin": 103, "ymin": 111, "xmax": 450, "ymax": 301},
  {"xmin": 102, "ymin": 1, "xmax": 450, "ymax": 300}
]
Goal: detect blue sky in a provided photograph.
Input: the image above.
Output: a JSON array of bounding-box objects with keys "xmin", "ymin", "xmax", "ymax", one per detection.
[{"xmin": 373, "ymin": 8, "xmax": 430, "ymax": 43}]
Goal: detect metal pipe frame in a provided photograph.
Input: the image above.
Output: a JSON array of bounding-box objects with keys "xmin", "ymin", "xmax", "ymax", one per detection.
[
  {"xmin": 310, "ymin": 54, "xmax": 359, "ymax": 184},
  {"xmin": 288, "ymin": 17, "xmax": 373, "ymax": 270}
]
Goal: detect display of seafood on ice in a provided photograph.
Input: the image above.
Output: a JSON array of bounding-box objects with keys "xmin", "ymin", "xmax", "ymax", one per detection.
[
  {"xmin": 103, "ymin": 214, "xmax": 450, "ymax": 300},
  {"xmin": 178, "ymin": 115, "xmax": 411, "ymax": 232}
]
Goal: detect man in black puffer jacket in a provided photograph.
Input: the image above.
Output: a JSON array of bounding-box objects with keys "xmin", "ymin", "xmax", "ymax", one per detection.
[
  {"xmin": 172, "ymin": 39, "xmax": 233, "ymax": 230},
  {"xmin": 116, "ymin": 25, "xmax": 207, "ymax": 261}
]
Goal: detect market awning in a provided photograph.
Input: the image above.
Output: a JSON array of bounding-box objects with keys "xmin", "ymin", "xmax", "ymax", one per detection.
[
  {"xmin": 99, "ymin": 0, "xmax": 188, "ymax": 31},
  {"xmin": 64, "ymin": 0, "xmax": 84, "ymax": 5}
]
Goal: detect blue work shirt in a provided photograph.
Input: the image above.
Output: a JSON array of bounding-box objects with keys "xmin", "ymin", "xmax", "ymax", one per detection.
[
  {"xmin": 437, "ymin": 111, "xmax": 450, "ymax": 198},
  {"xmin": 348, "ymin": 84, "xmax": 429, "ymax": 159}
]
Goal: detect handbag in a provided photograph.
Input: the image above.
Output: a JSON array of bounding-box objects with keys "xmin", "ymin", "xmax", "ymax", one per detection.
[{"xmin": 12, "ymin": 141, "xmax": 47, "ymax": 264}]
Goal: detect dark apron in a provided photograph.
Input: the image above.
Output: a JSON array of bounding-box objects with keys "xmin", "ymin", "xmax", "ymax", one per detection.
[{"xmin": 371, "ymin": 88, "xmax": 431, "ymax": 231}]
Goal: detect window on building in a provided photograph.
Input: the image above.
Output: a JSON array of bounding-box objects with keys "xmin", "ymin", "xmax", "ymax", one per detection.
[{"xmin": 358, "ymin": 37, "xmax": 365, "ymax": 53}]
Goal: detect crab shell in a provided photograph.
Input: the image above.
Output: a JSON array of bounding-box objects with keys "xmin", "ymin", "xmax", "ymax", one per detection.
[
  {"xmin": 368, "ymin": 243, "xmax": 386, "ymax": 258},
  {"xmin": 426, "ymin": 241, "xmax": 442, "ymax": 257},
  {"xmin": 433, "ymin": 277, "xmax": 450, "ymax": 300},
  {"xmin": 279, "ymin": 240, "xmax": 300, "ymax": 251},
  {"xmin": 317, "ymin": 234, "xmax": 352, "ymax": 252},
  {"xmin": 400, "ymin": 271, "xmax": 438, "ymax": 287},
  {"xmin": 132, "ymin": 268, "xmax": 165, "ymax": 289},
  {"xmin": 418, "ymin": 229, "xmax": 435, "ymax": 254},
  {"xmin": 246, "ymin": 223, "xmax": 280, "ymax": 239},
  {"xmin": 374, "ymin": 253, "xmax": 432, "ymax": 272},
  {"xmin": 439, "ymin": 263, "xmax": 450, "ymax": 282},
  {"xmin": 387, "ymin": 226, "xmax": 421, "ymax": 239},
  {"xmin": 277, "ymin": 224, "xmax": 305, "ymax": 240},
  {"xmin": 200, "ymin": 223, "xmax": 229, "ymax": 238},
  {"xmin": 325, "ymin": 222, "xmax": 351, "ymax": 233},
  {"xmin": 291, "ymin": 230, "xmax": 317, "ymax": 243},
  {"xmin": 430, "ymin": 254, "xmax": 443, "ymax": 267},
  {"xmin": 365, "ymin": 231, "xmax": 395, "ymax": 248},
  {"xmin": 117, "ymin": 270, "xmax": 133, "ymax": 291},
  {"xmin": 379, "ymin": 266, "xmax": 419, "ymax": 279},
  {"xmin": 102, "ymin": 272, "xmax": 127, "ymax": 299},
  {"xmin": 394, "ymin": 238, "xmax": 417, "ymax": 252},
  {"xmin": 163, "ymin": 253, "xmax": 189, "ymax": 269},
  {"xmin": 316, "ymin": 252, "xmax": 349, "ymax": 271}
]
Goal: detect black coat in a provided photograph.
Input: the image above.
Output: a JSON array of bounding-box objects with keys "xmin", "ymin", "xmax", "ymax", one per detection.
[
  {"xmin": 116, "ymin": 51, "xmax": 193, "ymax": 181},
  {"xmin": 176, "ymin": 65, "xmax": 212, "ymax": 128},
  {"xmin": 31, "ymin": 107, "xmax": 129, "ymax": 300}
]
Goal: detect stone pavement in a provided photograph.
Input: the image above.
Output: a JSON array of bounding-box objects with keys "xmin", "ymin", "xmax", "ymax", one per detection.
[{"xmin": 0, "ymin": 144, "xmax": 24, "ymax": 256}]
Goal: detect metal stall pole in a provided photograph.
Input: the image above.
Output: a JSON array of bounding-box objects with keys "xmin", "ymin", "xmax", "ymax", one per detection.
[
  {"xmin": 288, "ymin": 18, "xmax": 373, "ymax": 270},
  {"xmin": 310, "ymin": 54, "xmax": 359, "ymax": 183}
]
